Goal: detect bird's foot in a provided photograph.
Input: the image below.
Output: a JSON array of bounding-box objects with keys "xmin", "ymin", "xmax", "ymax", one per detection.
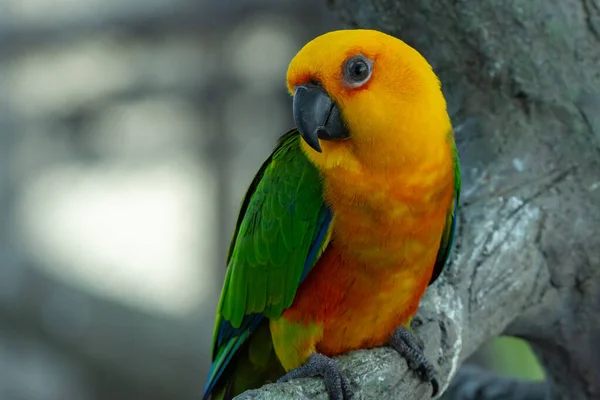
[
  {"xmin": 277, "ymin": 353, "xmax": 353, "ymax": 400},
  {"xmin": 388, "ymin": 326, "xmax": 439, "ymax": 397}
]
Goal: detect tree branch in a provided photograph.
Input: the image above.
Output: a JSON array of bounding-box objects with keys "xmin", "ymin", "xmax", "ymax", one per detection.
[{"xmin": 236, "ymin": 0, "xmax": 600, "ymax": 399}]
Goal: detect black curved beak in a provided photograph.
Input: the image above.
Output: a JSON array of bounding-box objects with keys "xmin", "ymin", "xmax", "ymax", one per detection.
[{"xmin": 293, "ymin": 83, "xmax": 349, "ymax": 153}]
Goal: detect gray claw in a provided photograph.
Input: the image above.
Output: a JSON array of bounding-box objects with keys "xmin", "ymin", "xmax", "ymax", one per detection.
[
  {"xmin": 389, "ymin": 326, "xmax": 439, "ymax": 397},
  {"xmin": 277, "ymin": 353, "xmax": 353, "ymax": 400}
]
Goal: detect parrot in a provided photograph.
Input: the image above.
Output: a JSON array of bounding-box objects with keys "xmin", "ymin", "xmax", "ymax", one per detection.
[{"xmin": 202, "ymin": 29, "xmax": 461, "ymax": 400}]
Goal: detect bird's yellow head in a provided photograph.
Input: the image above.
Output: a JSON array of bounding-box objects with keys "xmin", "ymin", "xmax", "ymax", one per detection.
[{"xmin": 286, "ymin": 29, "xmax": 452, "ymax": 171}]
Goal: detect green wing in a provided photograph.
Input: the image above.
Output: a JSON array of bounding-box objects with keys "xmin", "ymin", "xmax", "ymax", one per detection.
[
  {"xmin": 429, "ymin": 136, "xmax": 461, "ymax": 285},
  {"xmin": 204, "ymin": 130, "xmax": 332, "ymax": 398}
]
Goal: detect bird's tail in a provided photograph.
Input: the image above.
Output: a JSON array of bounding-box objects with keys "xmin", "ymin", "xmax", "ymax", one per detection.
[{"xmin": 202, "ymin": 320, "xmax": 285, "ymax": 400}]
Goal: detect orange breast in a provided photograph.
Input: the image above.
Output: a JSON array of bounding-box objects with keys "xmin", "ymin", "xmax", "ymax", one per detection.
[{"xmin": 281, "ymin": 156, "xmax": 455, "ymax": 356}]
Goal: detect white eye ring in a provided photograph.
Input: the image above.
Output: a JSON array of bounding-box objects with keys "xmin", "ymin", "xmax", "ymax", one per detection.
[{"xmin": 342, "ymin": 54, "xmax": 373, "ymax": 88}]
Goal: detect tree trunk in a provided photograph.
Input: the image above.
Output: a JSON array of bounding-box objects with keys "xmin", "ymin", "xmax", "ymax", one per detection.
[{"xmin": 236, "ymin": 0, "xmax": 600, "ymax": 399}]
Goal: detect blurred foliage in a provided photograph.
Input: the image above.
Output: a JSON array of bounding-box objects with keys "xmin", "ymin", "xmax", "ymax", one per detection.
[{"xmin": 489, "ymin": 337, "xmax": 545, "ymax": 381}]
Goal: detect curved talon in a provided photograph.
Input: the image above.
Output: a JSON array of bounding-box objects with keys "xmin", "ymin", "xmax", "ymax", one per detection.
[
  {"xmin": 414, "ymin": 361, "xmax": 440, "ymax": 397},
  {"xmin": 389, "ymin": 326, "xmax": 439, "ymax": 397},
  {"xmin": 429, "ymin": 376, "xmax": 440, "ymax": 397},
  {"xmin": 277, "ymin": 353, "xmax": 353, "ymax": 400}
]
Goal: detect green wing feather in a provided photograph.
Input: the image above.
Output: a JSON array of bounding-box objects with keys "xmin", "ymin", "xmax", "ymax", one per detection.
[
  {"xmin": 429, "ymin": 134, "xmax": 461, "ymax": 285},
  {"xmin": 222, "ymin": 130, "xmax": 329, "ymax": 326},
  {"xmin": 204, "ymin": 130, "xmax": 332, "ymax": 399}
]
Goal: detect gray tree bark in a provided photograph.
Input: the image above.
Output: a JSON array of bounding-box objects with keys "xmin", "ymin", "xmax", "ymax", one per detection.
[{"xmin": 235, "ymin": 0, "xmax": 600, "ymax": 399}]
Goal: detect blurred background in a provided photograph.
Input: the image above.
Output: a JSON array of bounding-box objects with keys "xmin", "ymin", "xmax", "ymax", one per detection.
[{"xmin": 0, "ymin": 0, "xmax": 543, "ymax": 399}]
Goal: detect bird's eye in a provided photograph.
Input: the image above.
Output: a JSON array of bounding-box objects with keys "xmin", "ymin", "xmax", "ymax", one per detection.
[{"xmin": 343, "ymin": 55, "xmax": 373, "ymax": 87}]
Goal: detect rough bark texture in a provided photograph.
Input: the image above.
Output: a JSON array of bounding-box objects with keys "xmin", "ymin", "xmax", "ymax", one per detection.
[{"xmin": 235, "ymin": 0, "xmax": 600, "ymax": 399}]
